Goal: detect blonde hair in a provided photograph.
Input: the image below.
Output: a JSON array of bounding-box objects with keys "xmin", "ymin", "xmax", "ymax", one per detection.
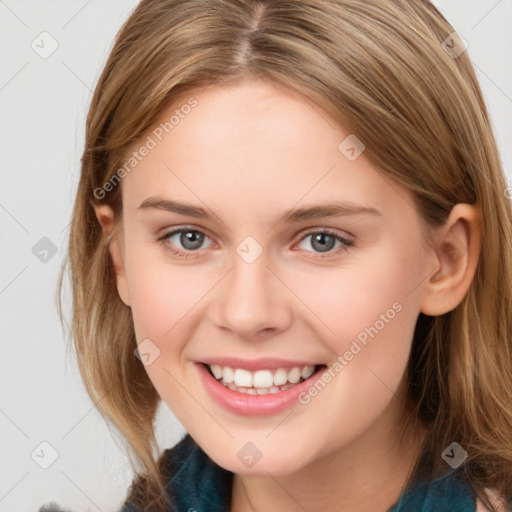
[{"xmin": 57, "ymin": 0, "xmax": 512, "ymax": 510}]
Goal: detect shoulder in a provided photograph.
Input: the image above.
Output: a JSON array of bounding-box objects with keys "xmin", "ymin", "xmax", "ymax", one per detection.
[
  {"xmin": 121, "ymin": 433, "xmax": 233, "ymax": 512},
  {"xmin": 119, "ymin": 433, "xmax": 197, "ymax": 511},
  {"xmin": 161, "ymin": 431, "xmax": 198, "ymax": 474},
  {"xmin": 391, "ymin": 469, "xmax": 475, "ymax": 511},
  {"xmin": 38, "ymin": 433, "xmax": 224, "ymax": 512}
]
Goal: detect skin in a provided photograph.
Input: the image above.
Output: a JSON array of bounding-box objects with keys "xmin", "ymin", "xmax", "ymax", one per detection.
[{"xmin": 94, "ymin": 79, "xmax": 482, "ymax": 512}]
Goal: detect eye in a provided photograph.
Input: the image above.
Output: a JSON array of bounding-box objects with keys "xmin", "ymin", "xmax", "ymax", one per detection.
[
  {"xmin": 296, "ymin": 229, "xmax": 354, "ymax": 259},
  {"xmin": 157, "ymin": 226, "xmax": 354, "ymax": 260},
  {"xmin": 158, "ymin": 227, "xmax": 213, "ymax": 258}
]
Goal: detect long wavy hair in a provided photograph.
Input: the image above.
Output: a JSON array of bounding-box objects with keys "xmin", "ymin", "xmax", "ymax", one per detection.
[{"xmin": 57, "ymin": 0, "xmax": 512, "ymax": 510}]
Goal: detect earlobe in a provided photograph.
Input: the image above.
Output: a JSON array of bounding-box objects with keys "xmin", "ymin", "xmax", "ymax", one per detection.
[
  {"xmin": 93, "ymin": 204, "xmax": 131, "ymax": 307},
  {"xmin": 420, "ymin": 204, "xmax": 482, "ymax": 317}
]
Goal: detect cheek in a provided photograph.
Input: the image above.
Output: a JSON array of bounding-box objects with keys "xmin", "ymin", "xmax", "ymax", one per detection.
[
  {"xmin": 124, "ymin": 237, "xmax": 208, "ymax": 332},
  {"xmin": 124, "ymin": 245, "xmax": 201, "ymax": 359},
  {"xmin": 123, "ymin": 244, "xmax": 224, "ymax": 395},
  {"xmin": 129, "ymin": 271, "xmax": 183, "ymax": 342},
  {"xmin": 287, "ymin": 239, "xmax": 422, "ymax": 387},
  {"xmin": 125, "ymin": 257, "xmax": 205, "ymax": 410}
]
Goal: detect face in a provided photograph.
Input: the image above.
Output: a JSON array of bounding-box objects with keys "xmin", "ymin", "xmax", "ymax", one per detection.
[{"xmin": 99, "ymin": 79, "xmax": 438, "ymax": 476}]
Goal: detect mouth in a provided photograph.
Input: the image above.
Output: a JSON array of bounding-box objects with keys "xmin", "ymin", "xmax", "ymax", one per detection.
[
  {"xmin": 201, "ymin": 362, "xmax": 327, "ymax": 395},
  {"xmin": 197, "ymin": 360, "xmax": 329, "ymax": 416}
]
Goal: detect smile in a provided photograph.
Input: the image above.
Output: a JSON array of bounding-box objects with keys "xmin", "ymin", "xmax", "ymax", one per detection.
[
  {"xmin": 206, "ymin": 364, "xmax": 319, "ymax": 395},
  {"xmin": 197, "ymin": 361, "xmax": 327, "ymax": 416}
]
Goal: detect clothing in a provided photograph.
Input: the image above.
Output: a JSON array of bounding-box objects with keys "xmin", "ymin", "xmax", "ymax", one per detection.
[{"xmin": 120, "ymin": 433, "xmax": 478, "ymax": 512}]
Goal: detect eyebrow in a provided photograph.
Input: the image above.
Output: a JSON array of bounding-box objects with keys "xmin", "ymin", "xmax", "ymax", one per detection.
[{"xmin": 137, "ymin": 196, "xmax": 383, "ymax": 223}]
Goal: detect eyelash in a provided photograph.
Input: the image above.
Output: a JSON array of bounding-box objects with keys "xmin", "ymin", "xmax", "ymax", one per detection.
[{"xmin": 157, "ymin": 226, "xmax": 354, "ymax": 260}]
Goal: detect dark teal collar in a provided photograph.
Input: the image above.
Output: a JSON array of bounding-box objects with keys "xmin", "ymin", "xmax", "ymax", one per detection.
[
  {"xmin": 165, "ymin": 434, "xmax": 233, "ymax": 511},
  {"xmin": 161, "ymin": 434, "xmax": 476, "ymax": 512},
  {"xmin": 388, "ymin": 466, "xmax": 475, "ymax": 511}
]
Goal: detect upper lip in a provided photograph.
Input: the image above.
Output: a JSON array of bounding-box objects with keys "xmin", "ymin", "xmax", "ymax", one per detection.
[{"xmin": 199, "ymin": 357, "xmax": 325, "ymax": 371}]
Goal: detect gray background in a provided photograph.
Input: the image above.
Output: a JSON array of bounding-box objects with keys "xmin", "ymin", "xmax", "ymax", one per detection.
[{"xmin": 1, "ymin": 1, "xmax": 511, "ymax": 510}]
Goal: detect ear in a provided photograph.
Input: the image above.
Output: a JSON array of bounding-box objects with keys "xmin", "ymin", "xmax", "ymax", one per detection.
[
  {"xmin": 420, "ymin": 203, "xmax": 482, "ymax": 316},
  {"xmin": 93, "ymin": 204, "xmax": 131, "ymax": 307}
]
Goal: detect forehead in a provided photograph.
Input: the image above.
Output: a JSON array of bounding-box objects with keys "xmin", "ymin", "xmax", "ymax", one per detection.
[{"xmin": 119, "ymin": 80, "xmax": 415, "ymax": 224}]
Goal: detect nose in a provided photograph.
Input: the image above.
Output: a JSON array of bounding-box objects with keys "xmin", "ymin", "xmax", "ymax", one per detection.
[{"xmin": 211, "ymin": 250, "xmax": 292, "ymax": 340}]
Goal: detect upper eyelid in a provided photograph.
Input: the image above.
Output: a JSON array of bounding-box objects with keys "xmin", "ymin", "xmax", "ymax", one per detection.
[{"xmin": 161, "ymin": 225, "xmax": 214, "ymax": 243}]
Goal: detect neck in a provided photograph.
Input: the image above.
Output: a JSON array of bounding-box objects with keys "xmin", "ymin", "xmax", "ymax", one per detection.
[{"xmin": 230, "ymin": 399, "xmax": 427, "ymax": 512}]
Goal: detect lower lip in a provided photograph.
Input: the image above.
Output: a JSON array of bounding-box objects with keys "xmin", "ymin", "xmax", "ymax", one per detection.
[{"xmin": 196, "ymin": 362, "xmax": 326, "ymax": 416}]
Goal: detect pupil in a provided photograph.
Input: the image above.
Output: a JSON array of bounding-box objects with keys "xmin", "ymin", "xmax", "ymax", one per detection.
[
  {"xmin": 313, "ymin": 233, "xmax": 334, "ymax": 253},
  {"xmin": 181, "ymin": 230, "xmax": 203, "ymax": 249}
]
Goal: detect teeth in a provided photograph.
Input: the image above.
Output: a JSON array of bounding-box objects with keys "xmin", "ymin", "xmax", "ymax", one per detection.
[
  {"xmin": 273, "ymin": 368, "xmax": 288, "ymax": 386},
  {"xmin": 301, "ymin": 366, "xmax": 315, "ymax": 379},
  {"xmin": 223, "ymin": 381, "xmax": 298, "ymax": 394},
  {"xmin": 287, "ymin": 367, "xmax": 301, "ymax": 384},
  {"xmin": 253, "ymin": 370, "xmax": 274, "ymax": 388},
  {"xmin": 210, "ymin": 364, "xmax": 223, "ymax": 379},
  {"xmin": 207, "ymin": 363, "xmax": 318, "ymax": 390},
  {"xmin": 233, "ymin": 368, "xmax": 253, "ymax": 387},
  {"xmin": 223, "ymin": 366, "xmax": 234, "ymax": 383}
]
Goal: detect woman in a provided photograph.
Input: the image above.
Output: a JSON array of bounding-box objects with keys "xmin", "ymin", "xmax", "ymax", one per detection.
[{"xmin": 56, "ymin": 1, "xmax": 512, "ymax": 510}]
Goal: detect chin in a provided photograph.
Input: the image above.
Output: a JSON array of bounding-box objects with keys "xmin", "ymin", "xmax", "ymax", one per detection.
[{"xmin": 206, "ymin": 442, "xmax": 312, "ymax": 477}]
